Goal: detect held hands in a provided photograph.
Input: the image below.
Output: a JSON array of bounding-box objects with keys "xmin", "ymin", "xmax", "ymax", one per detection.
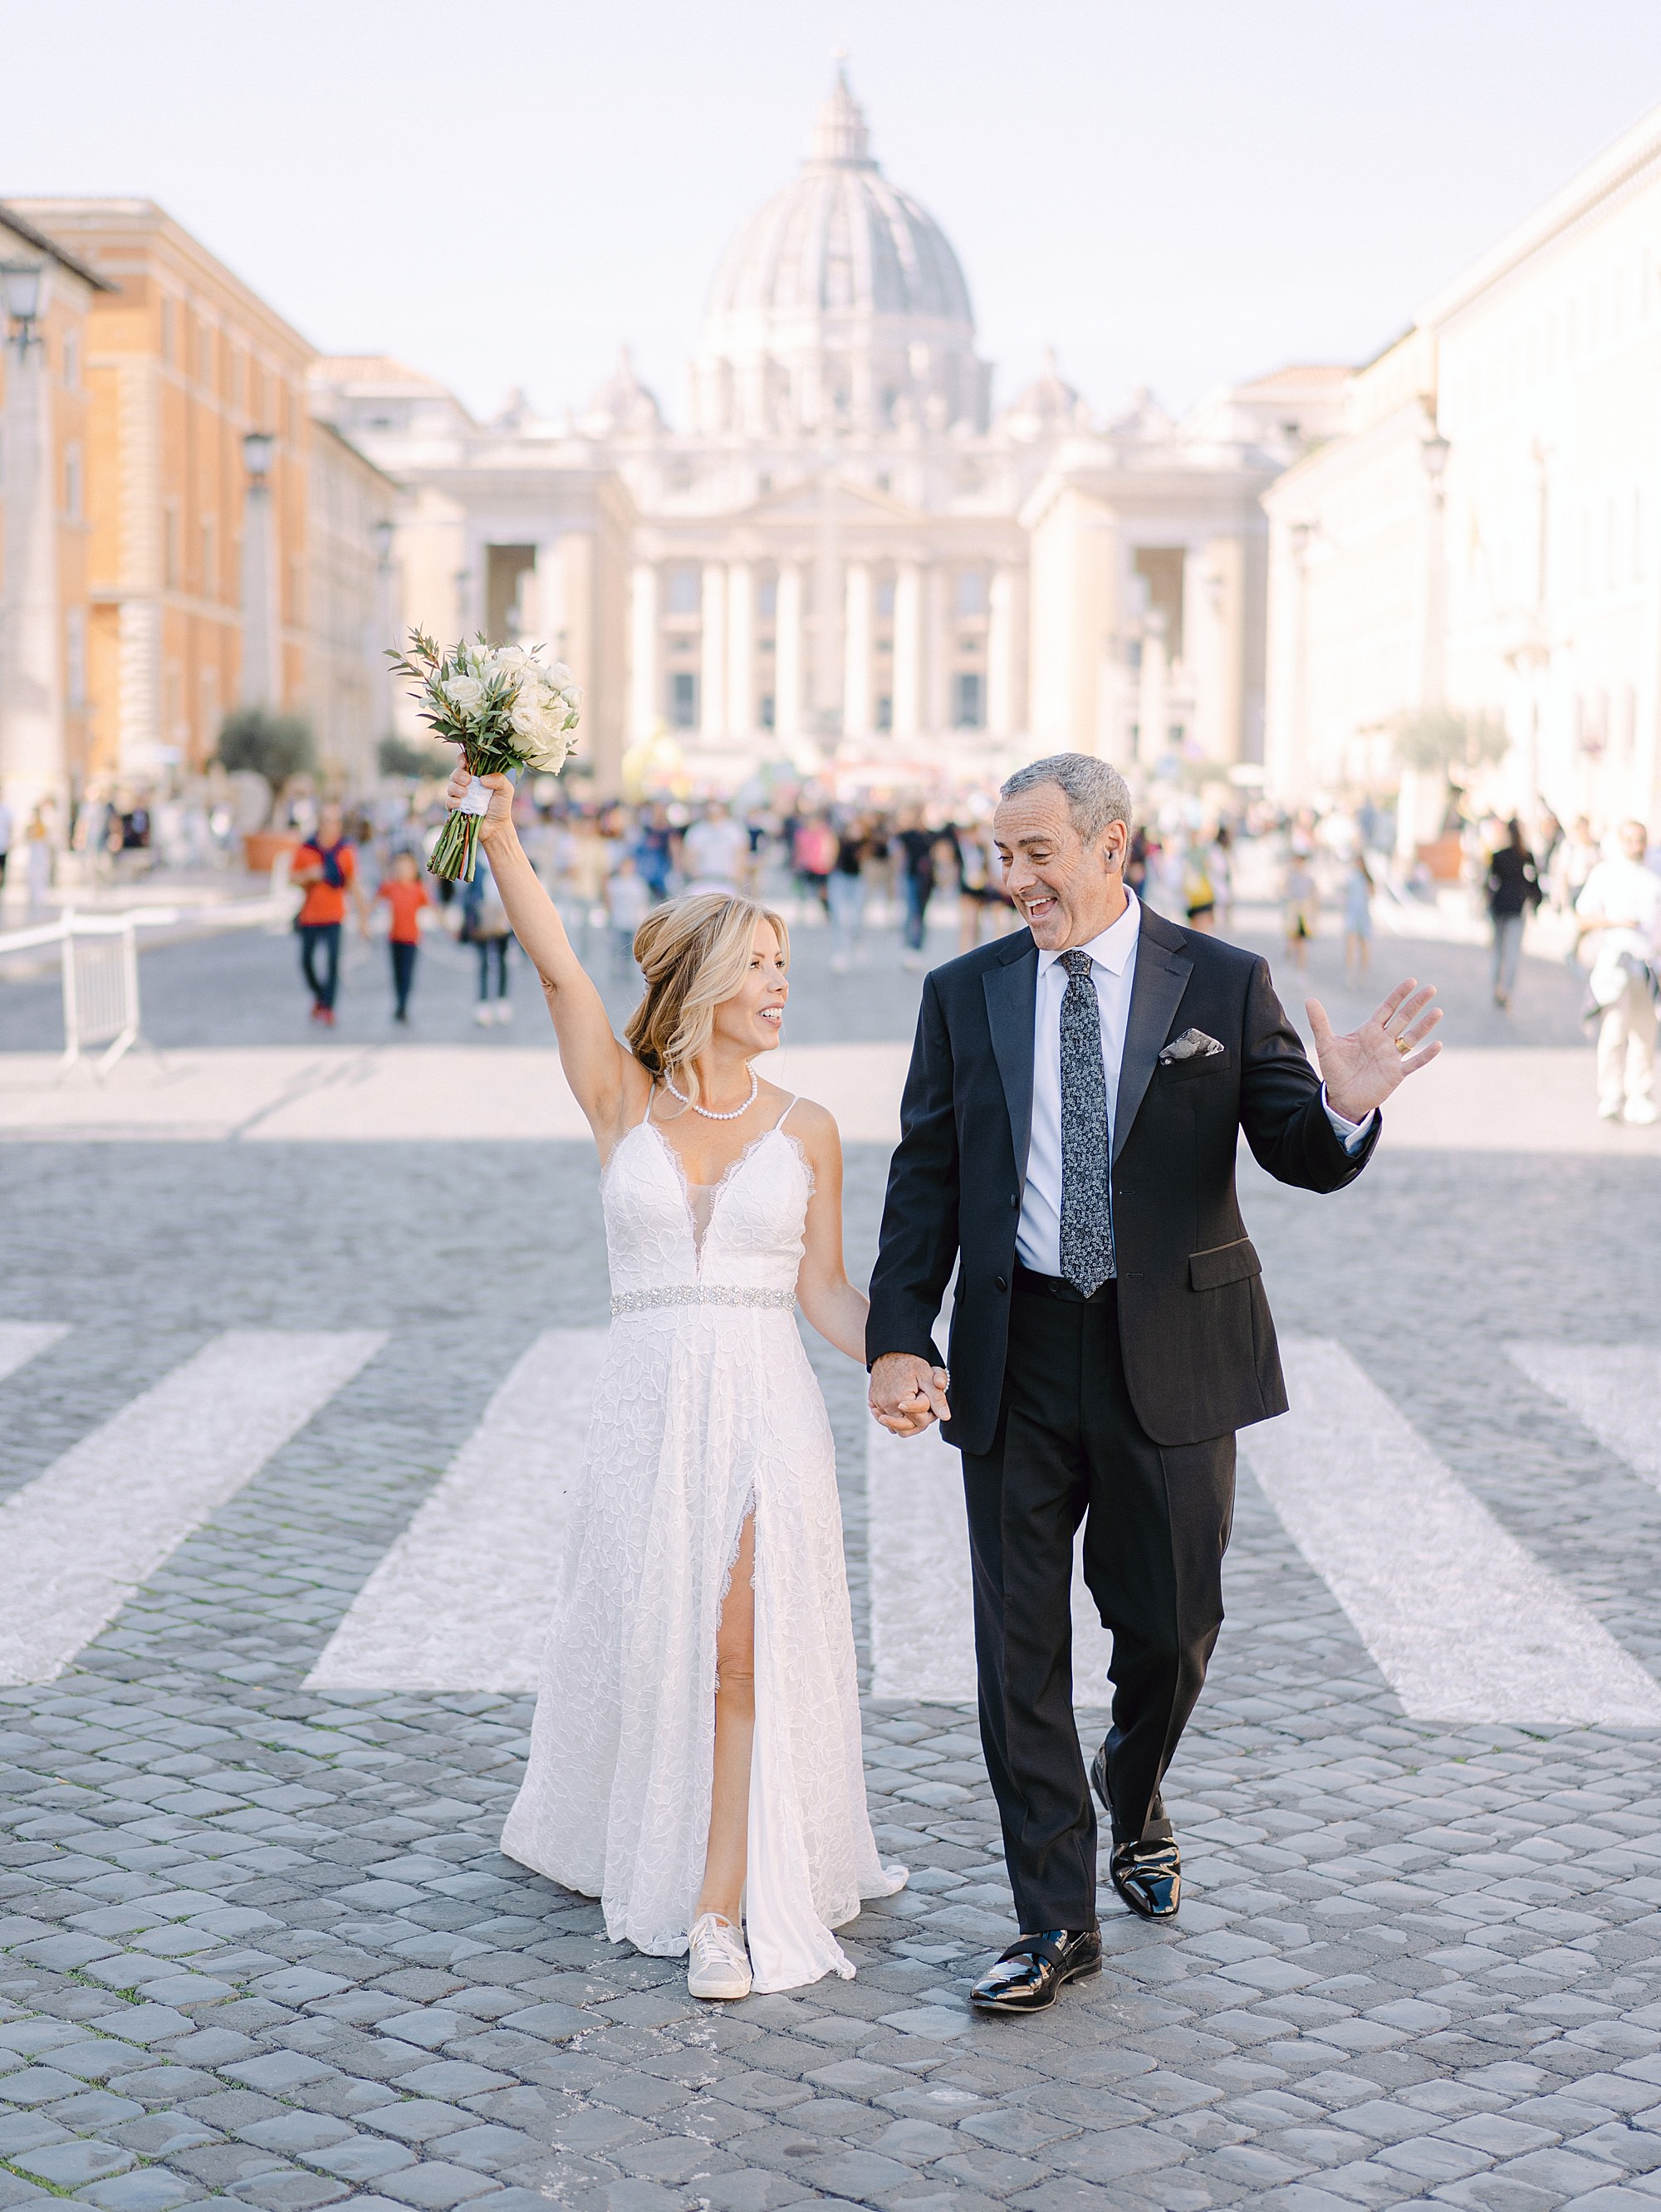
[
  {"xmin": 445, "ymin": 766, "xmax": 515, "ymax": 844},
  {"xmin": 869, "ymin": 1353, "xmax": 951, "ymax": 1438},
  {"xmin": 1306, "ymin": 978, "xmax": 1443, "ymax": 1123}
]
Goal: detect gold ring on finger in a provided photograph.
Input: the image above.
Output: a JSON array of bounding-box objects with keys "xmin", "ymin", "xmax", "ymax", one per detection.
[{"xmin": 1394, "ymin": 1035, "xmax": 1411, "ymax": 1057}]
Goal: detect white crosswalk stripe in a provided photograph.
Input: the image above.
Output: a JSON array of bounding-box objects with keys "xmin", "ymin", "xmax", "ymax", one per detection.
[
  {"xmin": 866, "ymin": 1419, "xmax": 1115, "ymax": 1705},
  {"xmin": 0, "ymin": 1324, "xmax": 69, "ymax": 1385},
  {"xmin": 1507, "ymin": 1341, "xmax": 1661, "ymax": 1494},
  {"xmin": 0, "ymin": 1329, "xmax": 384, "ymax": 1686},
  {"xmin": 306, "ymin": 1329, "xmax": 599, "ymax": 1694},
  {"xmin": 1241, "ymin": 1338, "xmax": 1661, "ymax": 1726}
]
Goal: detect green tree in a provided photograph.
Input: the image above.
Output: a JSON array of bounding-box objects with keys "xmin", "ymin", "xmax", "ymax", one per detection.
[
  {"xmin": 216, "ymin": 707, "xmax": 316, "ymax": 789},
  {"xmin": 377, "ymin": 734, "xmax": 453, "ymax": 780},
  {"xmin": 1393, "ymin": 709, "xmax": 1508, "ymax": 776}
]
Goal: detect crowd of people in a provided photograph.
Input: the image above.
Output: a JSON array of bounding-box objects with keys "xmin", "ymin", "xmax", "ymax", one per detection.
[
  {"xmin": 6, "ymin": 772, "xmax": 1655, "ymax": 1123},
  {"xmin": 277, "ymin": 788, "xmax": 1266, "ymax": 1028}
]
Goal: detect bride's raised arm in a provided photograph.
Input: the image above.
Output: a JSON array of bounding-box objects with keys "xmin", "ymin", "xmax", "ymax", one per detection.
[{"xmin": 451, "ymin": 766, "xmax": 639, "ymax": 1147}]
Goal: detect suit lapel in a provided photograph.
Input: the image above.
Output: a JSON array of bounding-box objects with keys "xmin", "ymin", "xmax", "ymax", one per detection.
[
  {"xmin": 983, "ymin": 937, "xmax": 1038, "ymax": 1182},
  {"xmin": 1114, "ymin": 910, "xmax": 1193, "ymax": 1162}
]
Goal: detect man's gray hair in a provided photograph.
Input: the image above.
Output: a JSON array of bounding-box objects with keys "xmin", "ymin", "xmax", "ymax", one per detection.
[{"xmin": 1000, "ymin": 753, "xmax": 1131, "ymax": 844}]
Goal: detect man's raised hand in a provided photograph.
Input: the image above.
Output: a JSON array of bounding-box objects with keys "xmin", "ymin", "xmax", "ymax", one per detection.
[
  {"xmin": 869, "ymin": 1352, "xmax": 951, "ymax": 1437},
  {"xmin": 1307, "ymin": 978, "xmax": 1443, "ymax": 1123}
]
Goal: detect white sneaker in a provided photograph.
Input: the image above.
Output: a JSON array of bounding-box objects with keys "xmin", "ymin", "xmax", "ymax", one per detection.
[
  {"xmin": 1599, "ymin": 1099, "xmax": 1624, "ymax": 1121},
  {"xmin": 1625, "ymin": 1099, "xmax": 1659, "ymax": 1125},
  {"xmin": 494, "ymin": 1001, "xmax": 513, "ymax": 1025},
  {"xmin": 687, "ymin": 1911, "xmax": 751, "ymax": 2000},
  {"xmin": 473, "ymin": 1004, "xmax": 492, "ymax": 1026}
]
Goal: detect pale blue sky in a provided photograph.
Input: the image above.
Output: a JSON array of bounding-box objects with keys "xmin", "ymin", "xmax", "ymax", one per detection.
[{"xmin": 6, "ymin": 0, "xmax": 1661, "ymax": 424}]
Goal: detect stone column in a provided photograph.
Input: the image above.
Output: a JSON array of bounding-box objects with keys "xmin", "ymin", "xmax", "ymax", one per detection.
[
  {"xmin": 775, "ymin": 562, "xmax": 803, "ymax": 741},
  {"xmin": 629, "ymin": 565, "xmax": 659, "ymax": 740},
  {"xmin": 0, "ymin": 320, "xmax": 64, "ymax": 820},
  {"xmin": 239, "ymin": 473, "xmax": 280, "ymax": 710},
  {"xmin": 842, "ymin": 561, "xmax": 873, "ymax": 740},
  {"xmin": 699, "ymin": 562, "xmax": 726, "ymax": 741},
  {"xmin": 891, "ymin": 562, "xmax": 922, "ymax": 740},
  {"xmin": 1138, "ymin": 609, "xmax": 1169, "ymax": 769},
  {"xmin": 726, "ymin": 561, "xmax": 754, "ymax": 739},
  {"xmin": 925, "ymin": 565, "xmax": 951, "ymax": 735},
  {"xmin": 987, "ymin": 565, "xmax": 1018, "ymax": 737}
]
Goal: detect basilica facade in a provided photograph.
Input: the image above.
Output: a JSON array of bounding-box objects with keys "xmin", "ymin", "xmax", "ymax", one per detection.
[{"xmin": 313, "ymin": 71, "xmax": 1340, "ymax": 797}]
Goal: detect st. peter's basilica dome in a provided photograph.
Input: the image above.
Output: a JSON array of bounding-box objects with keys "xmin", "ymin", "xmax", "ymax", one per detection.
[{"xmin": 688, "ymin": 67, "xmax": 990, "ymax": 441}]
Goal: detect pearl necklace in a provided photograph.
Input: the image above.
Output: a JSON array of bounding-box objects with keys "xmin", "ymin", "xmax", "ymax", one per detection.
[{"xmin": 663, "ymin": 1067, "xmax": 758, "ymax": 1121}]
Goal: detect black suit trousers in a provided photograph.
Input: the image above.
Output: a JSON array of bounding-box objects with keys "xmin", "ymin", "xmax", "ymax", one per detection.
[{"xmin": 962, "ymin": 1279, "xmax": 1236, "ymax": 1931}]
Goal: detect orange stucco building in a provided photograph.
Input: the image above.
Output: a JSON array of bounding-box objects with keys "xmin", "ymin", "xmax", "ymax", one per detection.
[{"xmin": 11, "ymin": 198, "xmax": 315, "ymax": 782}]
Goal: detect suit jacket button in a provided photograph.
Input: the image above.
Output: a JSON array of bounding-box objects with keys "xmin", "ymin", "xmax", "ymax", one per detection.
[{"xmin": 995, "ymin": 1275, "xmax": 1007, "ymax": 1293}]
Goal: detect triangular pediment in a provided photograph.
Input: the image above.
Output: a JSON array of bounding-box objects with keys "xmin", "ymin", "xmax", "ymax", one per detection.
[{"xmin": 731, "ymin": 472, "xmax": 918, "ymax": 525}]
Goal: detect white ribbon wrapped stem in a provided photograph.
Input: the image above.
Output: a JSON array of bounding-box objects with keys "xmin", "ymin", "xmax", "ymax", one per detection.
[{"xmin": 456, "ymin": 776, "xmax": 494, "ymax": 818}]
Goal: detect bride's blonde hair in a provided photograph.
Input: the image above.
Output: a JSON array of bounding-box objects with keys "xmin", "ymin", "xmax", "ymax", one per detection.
[{"xmin": 625, "ymin": 892, "xmax": 790, "ymax": 1102}]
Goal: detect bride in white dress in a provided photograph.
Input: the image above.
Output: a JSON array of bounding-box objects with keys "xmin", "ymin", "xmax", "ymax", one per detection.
[{"xmin": 448, "ymin": 765, "xmax": 909, "ymax": 1999}]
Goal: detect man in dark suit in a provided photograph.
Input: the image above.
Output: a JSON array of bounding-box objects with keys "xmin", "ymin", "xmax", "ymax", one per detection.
[{"xmin": 866, "ymin": 755, "xmax": 1440, "ymax": 2014}]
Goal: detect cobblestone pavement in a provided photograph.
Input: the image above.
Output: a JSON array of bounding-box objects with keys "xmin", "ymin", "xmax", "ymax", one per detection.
[{"xmin": 3, "ymin": 917, "xmax": 1661, "ymax": 2212}]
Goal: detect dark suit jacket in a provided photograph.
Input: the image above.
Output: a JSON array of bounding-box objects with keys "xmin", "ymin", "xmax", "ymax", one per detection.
[{"xmin": 865, "ymin": 904, "xmax": 1380, "ymax": 1454}]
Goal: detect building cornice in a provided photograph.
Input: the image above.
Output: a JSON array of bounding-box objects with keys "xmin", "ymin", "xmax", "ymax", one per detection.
[
  {"xmin": 0, "ymin": 202, "xmax": 115, "ymax": 291},
  {"xmin": 1419, "ymin": 98, "xmax": 1661, "ymax": 330}
]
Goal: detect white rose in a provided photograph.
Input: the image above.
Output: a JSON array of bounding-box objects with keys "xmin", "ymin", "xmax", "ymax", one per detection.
[
  {"xmin": 561, "ymin": 684, "xmax": 584, "ymax": 716},
  {"xmin": 546, "ymin": 662, "xmax": 576, "ymax": 691},
  {"xmin": 492, "ymin": 644, "xmax": 532, "ymax": 672},
  {"xmin": 508, "ymin": 692, "xmax": 556, "ymax": 743},
  {"xmin": 441, "ymin": 673, "xmax": 487, "ymax": 715},
  {"xmin": 520, "ymin": 724, "xmax": 574, "ymax": 771}
]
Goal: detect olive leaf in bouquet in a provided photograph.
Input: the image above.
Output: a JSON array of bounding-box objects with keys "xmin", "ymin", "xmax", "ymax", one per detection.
[{"xmin": 386, "ymin": 628, "xmax": 583, "ymax": 883}]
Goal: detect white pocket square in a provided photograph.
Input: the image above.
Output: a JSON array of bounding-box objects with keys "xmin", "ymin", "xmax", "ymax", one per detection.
[{"xmin": 1159, "ymin": 1028, "xmax": 1226, "ymax": 1064}]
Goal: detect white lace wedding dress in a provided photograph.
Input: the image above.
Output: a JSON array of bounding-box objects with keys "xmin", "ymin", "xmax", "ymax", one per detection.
[{"xmin": 499, "ymin": 1097, "xmax": 906, "ymax": 1991}]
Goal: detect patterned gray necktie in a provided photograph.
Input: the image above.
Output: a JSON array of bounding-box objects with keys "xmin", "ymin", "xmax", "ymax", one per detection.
[{"xmin": 1059, "ymin": 949, "xmax": 1115, "ymax": 1295}]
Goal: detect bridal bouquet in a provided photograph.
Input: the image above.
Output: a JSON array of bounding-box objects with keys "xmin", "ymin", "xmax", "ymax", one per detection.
[{"xmin": 388, "ymin": 628, "xmax": 582, "ymax": 883}]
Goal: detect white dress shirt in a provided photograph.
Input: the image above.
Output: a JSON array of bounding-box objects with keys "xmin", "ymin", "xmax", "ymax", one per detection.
[{"xmin": 1014, "ymin": 890, "xmax": 1374, "ymax": 1280}]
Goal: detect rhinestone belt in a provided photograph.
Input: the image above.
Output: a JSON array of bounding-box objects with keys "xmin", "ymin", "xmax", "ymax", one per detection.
[{"xmin": 610, "ymin": 1285, "xmax": 797, "ymax": 1318}]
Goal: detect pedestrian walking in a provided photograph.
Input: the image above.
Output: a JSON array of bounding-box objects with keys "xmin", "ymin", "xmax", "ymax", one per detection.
[
  {"xmin": 829, "ymin": 820, "xmax": 869, "ymax": 971},
  {"xmin": 680, "ymin": 802, "xmax": 750, "ymax": 894},
  {"xmin": 444, "ymin": 761, "xmax": 907, "ymax": 1999},
  {"xmin": 1181, "ymin": 838, "xmax": 1217, "ymax": 932},
  {"xmin": 895, "ymin": 810, "xmax": 938, "ymax": 967},
  {"xmin": 1283, "ymin": 853, "xmax": 1318, "ymax": 972},
  {"xmin": 1485, "ymin": 818, "xmax": 1540, "ymax": 1010},
  {"xmin": 1208, "ymin": 822, "xmax": 1234, "ymax": 933},
  {"xmin": 867, "ymin": 752, "xmax": 1439, "ymax": 2015},
  {"xmin": 24, "ymin": 807, "xmax": 54, "ymax": 913},
  {"xmin": 1343, "ymin": 851, "xmax": 1374, "ymax": 986},
  {"xmin": 462, "ymin": 863, "xmax": 514, "ymax": 1024},
  {"xmin": 1551, "ymin": 815, "xmax": 1599, "ymax": 913},
  {"xmin": 1575, "ymin": 819, "xmax": 1660, "ymax": 1123},
  {"xmin": 291, "ymin": 802, "xmax": 369, "ymax": 1026},
  {"xmin": 377, "ymin": 849, "xmax": 430, "ymax": 1024},
  {"xmin": 792, "ymin": 815, "xmax": 837, "ymax": 914},
  {"xmin": 605, "ymin": 850, "xmax": 652, "ymax": 971}
]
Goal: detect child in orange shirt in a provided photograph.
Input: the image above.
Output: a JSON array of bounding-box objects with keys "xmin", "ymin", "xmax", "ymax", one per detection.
[{"xmin": 377, "ymin": 849, "xmax": 431, "ymax": 1023}]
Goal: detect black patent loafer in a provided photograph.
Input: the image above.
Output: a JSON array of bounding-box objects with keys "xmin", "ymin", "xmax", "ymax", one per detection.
[
  {"xmin": 970, "ymin": 1927, "xmax": 1100, "ymax": 2014},
  {"xmin": 1090, "ymin": 1745, "xmax": 1182, "ymax": 1920},
  {"xmin": 1110, "ymin": 1837, "xmax": 1181, "ymax": 1920}
]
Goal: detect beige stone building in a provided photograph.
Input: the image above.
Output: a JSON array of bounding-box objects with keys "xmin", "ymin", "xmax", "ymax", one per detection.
[
  {"xmin": 1264, "ymin": 100, "xmax": 1661, "ymax": 837},
  {"xmin": 315, "ymin": 71, "xmax": 1341, "ymax": 800}
]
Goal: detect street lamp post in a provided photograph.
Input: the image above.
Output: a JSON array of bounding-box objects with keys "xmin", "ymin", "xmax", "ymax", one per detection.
[
  {"xmin": 0, "ymin": 260, "xmax": 65, "ymax": 849},
  {"xmin": 373, "ymin": 518, "xmax": 399, "ymax": 766},
  {"xmin": 239, "ymin": 430, "xmax": 280, "ymax": 710}
]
